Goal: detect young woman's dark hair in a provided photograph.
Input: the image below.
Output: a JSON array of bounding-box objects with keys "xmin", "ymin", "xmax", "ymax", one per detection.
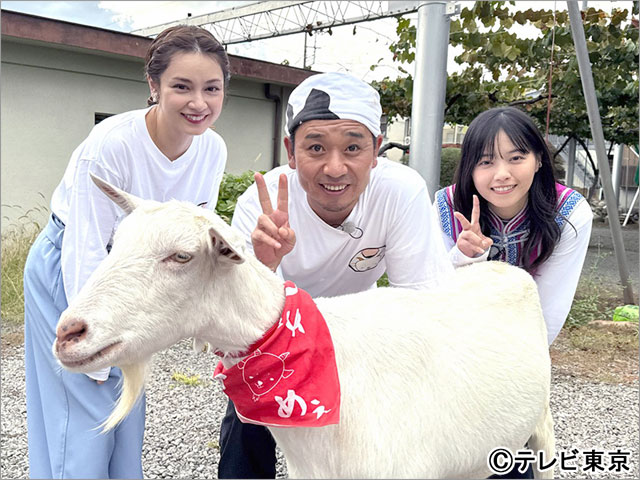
[
  {"xmin": 452, "ymin": 106, "xmax": 561, "ymax": 272},
  {"xmin": 144, "ymin": 25, "xmax": 230, "ymax": 106}
]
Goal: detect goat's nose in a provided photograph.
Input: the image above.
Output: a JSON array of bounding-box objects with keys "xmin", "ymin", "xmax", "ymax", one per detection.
[{"xmin": 56, "ymin": 317, "xmax": 88, "ymax": 349}]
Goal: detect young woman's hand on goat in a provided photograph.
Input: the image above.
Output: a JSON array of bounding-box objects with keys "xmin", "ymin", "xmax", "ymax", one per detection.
[
  {"xmin": 453, "ymin": 194, "xmax": 493, "ymax": 258},
  {"xmin": 251, "ymin": 172, "xmax": 296, "ymax": 271}
]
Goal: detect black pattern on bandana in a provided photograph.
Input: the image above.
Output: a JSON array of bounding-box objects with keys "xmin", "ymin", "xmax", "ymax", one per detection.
[{"xmin": 286, "ymin": 89, "xmax": 339, "ymax": 134}]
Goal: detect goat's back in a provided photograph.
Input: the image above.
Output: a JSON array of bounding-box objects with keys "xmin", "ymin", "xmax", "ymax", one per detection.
[{"xmin": 272, "ymin": 261, "xmax": 550, "ymax": 478}]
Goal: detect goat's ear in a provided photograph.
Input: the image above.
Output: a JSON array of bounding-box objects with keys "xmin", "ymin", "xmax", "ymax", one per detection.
[
  {"xmin": 207, "ymin": 226, "xmax": 245, "ymax": 264},
  {"xmin": 90, "ymin": 173, "xmax": 141, "ymax": 215}
]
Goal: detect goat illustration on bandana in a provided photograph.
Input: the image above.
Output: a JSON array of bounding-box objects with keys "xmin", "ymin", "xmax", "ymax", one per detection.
[
  {"xmin": 238, "ymin": 350, "xmax": 294, "ymax": 401},
  {"xmin": 213, "ymin": 281, "xmax": 341, "ymax": 427}
]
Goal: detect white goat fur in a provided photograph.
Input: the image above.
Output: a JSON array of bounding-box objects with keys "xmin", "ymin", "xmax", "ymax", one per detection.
[{"xmin": 54, "ymin": 176, "xmax": 555, "ymax": 479}]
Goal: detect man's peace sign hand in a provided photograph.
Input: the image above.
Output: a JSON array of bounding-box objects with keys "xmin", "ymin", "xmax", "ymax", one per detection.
[
  {"xmin": 452, "ymin": 195, "xmax": 493, "ymax": 258},
  {"xmin": 251, "ymin": 172, "xmax": 296, "ymax": 271}
]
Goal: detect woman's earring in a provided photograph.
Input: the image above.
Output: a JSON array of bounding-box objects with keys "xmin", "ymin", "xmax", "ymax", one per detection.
[{"xmin": 151, "ymin": 91, "xmax": 158, "ymax": 103}]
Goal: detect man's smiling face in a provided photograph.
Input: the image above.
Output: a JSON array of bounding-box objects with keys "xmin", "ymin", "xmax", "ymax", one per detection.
[{"xmin": 286, "ymin": 119, "xmax": 381, "ymax": 226}]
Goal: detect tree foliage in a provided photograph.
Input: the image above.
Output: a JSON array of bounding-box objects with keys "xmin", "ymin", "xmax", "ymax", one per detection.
[{"xmin": 372, "ymin": 2, "xmax": 639, "ymax": 146}]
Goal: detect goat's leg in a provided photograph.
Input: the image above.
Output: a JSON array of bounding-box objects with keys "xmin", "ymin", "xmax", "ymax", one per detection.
[{"xmin": 529, "ymin": 402, "xmax": 555, "ymax": 479}]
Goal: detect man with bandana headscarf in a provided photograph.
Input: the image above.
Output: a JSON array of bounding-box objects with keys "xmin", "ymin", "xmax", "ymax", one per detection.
[{"xmin": 218, "ymin": 72, "xmax": 454, "ymax": 478}]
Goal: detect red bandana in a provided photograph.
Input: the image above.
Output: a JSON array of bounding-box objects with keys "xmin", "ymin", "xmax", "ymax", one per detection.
[{"xmin": 213, "ymin": 281, "xmax": 341, "ymax": 428}]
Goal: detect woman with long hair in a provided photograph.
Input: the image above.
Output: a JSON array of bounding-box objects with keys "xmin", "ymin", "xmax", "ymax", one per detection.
[
  {"xmin": 434, "ymin": 107, "xmax": 592, "ymax": 345},
  {"xmin": 434, "ymin": 106, "xmax": 592, "ymax": 479}
]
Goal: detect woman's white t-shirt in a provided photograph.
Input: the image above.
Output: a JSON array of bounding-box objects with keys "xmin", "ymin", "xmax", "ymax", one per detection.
[{"xmin": 51, "ymin": 107, "xmax": 227, "ymax": 302}]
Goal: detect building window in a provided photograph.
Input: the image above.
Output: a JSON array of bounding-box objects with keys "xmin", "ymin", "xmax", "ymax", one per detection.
[{"xmin": 95, "ymin": 113, "xmax": 114, "ymax": 124}]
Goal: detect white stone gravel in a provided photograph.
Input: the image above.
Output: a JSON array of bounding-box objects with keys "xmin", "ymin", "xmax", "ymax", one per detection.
[{"xmin": 2, "ymin": 327, "xmax": 637, "ymax": 479}]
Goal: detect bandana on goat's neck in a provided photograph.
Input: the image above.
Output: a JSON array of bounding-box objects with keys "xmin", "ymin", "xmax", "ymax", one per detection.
[{"xmin": 213, "ymin": 281, "xmax": 341, "ymax": 428}]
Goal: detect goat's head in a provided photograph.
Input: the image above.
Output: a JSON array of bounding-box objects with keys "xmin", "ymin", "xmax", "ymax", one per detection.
[{"xmin": 53, "ymin": 175, "xmax": 247, "ymax": 429}]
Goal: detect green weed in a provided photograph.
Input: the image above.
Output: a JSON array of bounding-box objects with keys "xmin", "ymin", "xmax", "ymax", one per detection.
[
  {"xmin": 171, "ymin": 372, "xmax": 204, "ymax": 387},
  {"xmin": 1, "ymin": 205, "xmax": 47, "ymax": 324},
  {"xmin": 566, "ymin": 252, "xmax": 618, "ymax": 329}
]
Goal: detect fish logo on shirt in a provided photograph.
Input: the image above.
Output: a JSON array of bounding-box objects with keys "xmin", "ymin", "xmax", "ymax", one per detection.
[{"xmin": 348, "ymin": 246, "xmax": 386, "ymax": 272}]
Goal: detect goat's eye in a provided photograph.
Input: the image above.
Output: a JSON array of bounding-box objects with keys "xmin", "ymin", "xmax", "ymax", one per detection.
[{"xmin": 170, "ymin": 252, "xmax": 192, "ymax": 263}]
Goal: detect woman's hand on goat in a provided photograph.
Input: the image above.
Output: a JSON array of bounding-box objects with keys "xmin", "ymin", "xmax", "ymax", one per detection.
[
  {"xmin": 453, "ymin": 195, "xmax": 493, "ymax": 258},
  {"xmin": 251, "ymin": 172, "xmax": 296, "ymax": 271}
]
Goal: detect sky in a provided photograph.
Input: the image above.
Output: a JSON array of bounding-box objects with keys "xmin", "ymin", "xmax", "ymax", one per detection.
[{"xmin": 2, "ymin": 1, "xmax": 634, "ymax": 82}]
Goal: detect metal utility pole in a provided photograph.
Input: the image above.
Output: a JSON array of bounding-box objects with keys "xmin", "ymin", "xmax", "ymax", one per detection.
[
  {"xmin": 408, "ymin": 1, "xmax": 454, "ymax": 200},
  {"xmin": 566, "ymin": 137, "xmax": 576, "ymax": 187},
  {"xmin": 567, "ymin": 1, "xmax": 635, "ymax": 304}
]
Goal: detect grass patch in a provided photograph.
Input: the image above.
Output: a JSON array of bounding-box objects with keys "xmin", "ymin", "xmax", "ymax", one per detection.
[
  {"xmin": 565, "ymin": 252, "xmax": 619, "ymax": 329},
  {"xmin": 568, "ymin": 322, "xmax": 638, "ymax": 352},
  {"xmin": 171, "ymin": 372, "xmax": 204, "ymax": 387},
  {"xmin": 551, "ymin": 322, "xmax": 638, "ymax": 384},
  {"xmin": 553, "ymin": 249, "xmax": 639, "ymax": 384},
  {"xmin": 1, "ymin": 207, "xmax": 46, "ymax": 324}
]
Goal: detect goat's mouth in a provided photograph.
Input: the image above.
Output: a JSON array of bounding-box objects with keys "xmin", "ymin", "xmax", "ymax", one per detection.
[{"xmin": 57, "ymin": 342, "xmax": 123, "ymax": 369}]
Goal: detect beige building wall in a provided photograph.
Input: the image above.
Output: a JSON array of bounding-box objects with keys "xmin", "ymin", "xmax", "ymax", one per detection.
[
  {"xmin": 1, "ymin": 39, "xmax": 286, "ymax": 230},
  {"xmin": 217, "ymin": 78, "xmax": 278, "ymax": 173}
]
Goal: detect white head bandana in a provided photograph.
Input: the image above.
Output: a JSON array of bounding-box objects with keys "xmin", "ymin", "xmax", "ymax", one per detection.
[{"xmin": 285, "ymin": 72, "xmax": 382, "ymax": 137}]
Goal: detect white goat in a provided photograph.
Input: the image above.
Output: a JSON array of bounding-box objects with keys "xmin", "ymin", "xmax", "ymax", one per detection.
[{"xmin": 54, "ymin": 176, "xmax": 555, "ymax": 479}]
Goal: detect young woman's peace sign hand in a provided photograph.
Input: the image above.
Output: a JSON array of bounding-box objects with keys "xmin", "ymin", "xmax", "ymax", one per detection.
[
  {"xmin": 251, "ymin": 172, "xmax": 296, "ymax": 271},
  {"xmin": 453, "ymin": 194, "xmax": 493, "ymax": 258}
]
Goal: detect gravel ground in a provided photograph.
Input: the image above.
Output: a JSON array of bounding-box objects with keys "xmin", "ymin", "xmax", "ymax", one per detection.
[{"xmin": 1, "ymin": 328, "xmax": 637, "ymax": 479}]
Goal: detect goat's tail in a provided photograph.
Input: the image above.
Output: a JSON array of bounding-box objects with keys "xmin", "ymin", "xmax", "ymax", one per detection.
[
  {"xmin": 100, "ymin": 361, "xmax": 148, "ymax": 432},
  {"xmin": 529, "ymin": 402, "xmax": 555, "ymax": 479}
]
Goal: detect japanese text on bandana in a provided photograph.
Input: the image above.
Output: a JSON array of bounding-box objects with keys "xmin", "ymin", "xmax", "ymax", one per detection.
[{"xmin": 213, "ymin": 281, "xmax": 341, "ymax": 428}]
